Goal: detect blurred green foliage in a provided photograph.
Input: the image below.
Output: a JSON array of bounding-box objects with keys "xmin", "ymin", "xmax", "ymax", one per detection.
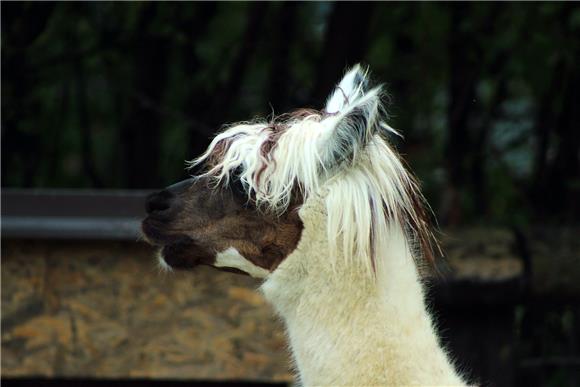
[{"xmin": 2, "ymin": 2, "xmax": 579, "ymax": 225}]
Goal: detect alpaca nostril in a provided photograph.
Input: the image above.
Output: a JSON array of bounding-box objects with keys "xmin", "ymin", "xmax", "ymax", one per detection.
[{"xmin": 145, "ymin": 190, "xmax": 175, "ymax": 216}]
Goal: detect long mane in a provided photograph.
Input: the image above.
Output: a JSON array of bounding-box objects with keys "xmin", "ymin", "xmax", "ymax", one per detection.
[{"xmin": 190, "ymin": 80, "xmax": 437, "ymax": 276}]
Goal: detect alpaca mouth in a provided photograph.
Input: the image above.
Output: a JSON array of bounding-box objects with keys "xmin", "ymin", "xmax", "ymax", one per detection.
[
  {"xmin": 141, "ymin": 218, "xmax": 215, "ymax": 270},
  {"xmin": 142, "ymin": 220, "xmax": 246, "ymax": 275},
  {"xmin": 158, "ymin": 240, "xmax": 251, "ymax": 275},
  {"xmin": 158, "ymin": 237, "xmax": 202, "ymax": 269}
]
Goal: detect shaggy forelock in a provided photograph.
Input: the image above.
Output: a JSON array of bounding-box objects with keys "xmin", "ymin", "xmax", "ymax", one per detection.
[{"xmin": 189, "ymin": 67, "xmax": 437, "ymax": 276}]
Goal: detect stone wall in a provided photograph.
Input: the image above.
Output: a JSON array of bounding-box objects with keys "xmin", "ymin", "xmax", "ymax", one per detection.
[
  {"xmin": 2, "ymin": 227, "xmax": 578, "ymax": 385},
  {"xmin": 2, "ymin": 241, "xmax": 291, "ymax": 382}
]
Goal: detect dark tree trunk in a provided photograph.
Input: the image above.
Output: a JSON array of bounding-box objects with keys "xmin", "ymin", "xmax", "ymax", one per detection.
[
  {"xmin": 1, "ymin": 2, "xmax": 55, "ymax": 187},
  {"xmin": 530, "ymin": 60, "xmax": 565, "ymax": 215},
  {"xmin": 468, "ymin": 3, "xmax": 506, "ymax": 218},
  {"xmin": 530, "ymin": 3, "xmax": 579, "ymax": 219},
  {"xmin": 71, "ymin": 24, "xmax": 103, "ymax": 188},
  {"xmin": 211, "ymin": 3, "xmax": 268, "ymax": 119},
  {"xmin": 471, "ymin": 78, "xmax": 507, "ymax": 216},
  {"xmin": 120, "ymin": 3, "xmax": 170, "ymax": 188},
  {"xmin": 180, "ymin": 3, "xmax": 219, "ymax": 160},
  {"xmin": 186, "ymin": 3, "xmax": 268, "ymax": 162},
  {"xmin": 443, "ymin": 3, "xmax": 479, "ymax": 225},
  {"xmin": 267, "ymin": 2, "xmax": 299, "ymax": 112},
  {"xmin": 311, "ymin": 2, "xmax": 375, "ymax": 107},
  {"xmin": 386, "ymin": 4, "xmax": 416, "ymax": 134},
  {"xmin": 47, "ymin": 78, "xmax": 70, "ymax": 183},
  {"xmin": 545, "ymin": 66, "xmax": 580, "ymax": 219}
]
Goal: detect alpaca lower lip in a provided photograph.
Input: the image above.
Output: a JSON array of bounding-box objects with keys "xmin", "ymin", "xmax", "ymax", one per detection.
[
  {"xmin": 160, "ymin": 244, "xmax": 197, "ymax": 269},
  {"xmin": 141, "ymin": 218, "xmax": 175, "ymax": 246},
  {"xmin": 160, "ymin": 237, "xmax": 214, "ymax": 269}
]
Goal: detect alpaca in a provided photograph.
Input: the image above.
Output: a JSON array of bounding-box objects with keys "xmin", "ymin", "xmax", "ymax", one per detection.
[{"xmin": 142, "ymin": 65, "xmax": 467, "ymax": 386}]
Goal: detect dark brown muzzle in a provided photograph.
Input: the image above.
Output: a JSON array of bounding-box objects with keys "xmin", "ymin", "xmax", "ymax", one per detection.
[{"xmin": 144, "ymin": 178, "xmax": 194, "ymax": 221}]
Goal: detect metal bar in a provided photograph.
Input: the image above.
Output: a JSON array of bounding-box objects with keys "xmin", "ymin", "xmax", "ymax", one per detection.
[{"xmin": 1, "ymin": 189, "xmax": 151, "ymax": 240}]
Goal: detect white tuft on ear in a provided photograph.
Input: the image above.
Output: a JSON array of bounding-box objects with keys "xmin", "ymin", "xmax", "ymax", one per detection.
[
  {"xmin": 317, "ymin": 65, "xmax": 387, "ymax": 169},
  {"xmin": 325, "ymin": 64, "xmax": 369, "ymax": 115}
]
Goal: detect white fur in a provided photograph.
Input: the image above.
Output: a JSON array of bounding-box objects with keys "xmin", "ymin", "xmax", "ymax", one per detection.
[
  {"xmin": 191, "ymin": 67, "xmax": 428, "ymax": 277},
  {"xmin": 215, "ymin": 247, "xmax": 270, "ymax": 278},
  {"xmin": 157, "ymin": 251, "xmax": 173, "ymax": 272},
  {"xmin": 261, "ymin": 195, "xmax": 466, "ymax": 386},
  {"xmin": 325, "ymin": 64, "xmax": 369, "ymax": 114},
  {"xmin": 191, "ymin": 65, "xmax": 466, "ymax": 385}
]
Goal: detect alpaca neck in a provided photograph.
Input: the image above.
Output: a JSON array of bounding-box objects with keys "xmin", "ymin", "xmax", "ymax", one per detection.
[{"xmin": 260, "ymin": 197, "xmax": 465, "ymax": 386}]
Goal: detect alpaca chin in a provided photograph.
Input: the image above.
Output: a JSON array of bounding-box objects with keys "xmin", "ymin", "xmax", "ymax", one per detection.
[
  {"xmin": 156, "ymin": 250, "xmax": 173, "ymax": 272},
  {"xmin": 214, "ymin": 247, "xmax": 270, "ymax": 279}
]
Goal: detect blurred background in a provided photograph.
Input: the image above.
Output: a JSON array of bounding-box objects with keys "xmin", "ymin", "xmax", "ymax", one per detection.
[{"xmin": 2, "ymin": 2, "xmax": 579, "ymax": 387}]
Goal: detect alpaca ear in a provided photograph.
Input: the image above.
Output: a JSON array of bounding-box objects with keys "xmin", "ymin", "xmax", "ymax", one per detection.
[
  {"xmin": 325, "ymin": 64, "xmax": 370, "ymax": 115},
  {"xmin": 320, "ymin": 65, "xmax": 384, "ymax": 167}
]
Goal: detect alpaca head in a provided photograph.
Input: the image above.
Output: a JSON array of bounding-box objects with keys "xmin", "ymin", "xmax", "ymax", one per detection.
[{"xmin": 141, "ymin": 65, "xmax": 435, "ymax": 277}]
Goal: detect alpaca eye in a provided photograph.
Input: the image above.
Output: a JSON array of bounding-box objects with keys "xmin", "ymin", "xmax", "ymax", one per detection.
[
  {"xmin": 229, "ymin": 167, "xmax": 249, "ymax": 199},
  {"xmin": 230, "ymin": 177, "xmax": 247, "ymax": 198}
]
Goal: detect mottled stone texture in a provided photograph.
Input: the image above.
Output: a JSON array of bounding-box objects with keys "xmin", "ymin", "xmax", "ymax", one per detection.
[
  {"xmin": 526, "ymin": 227, "xmax": 580, "ymax": 297},
  {"xmin": 440, "ymin": 227, "xmax": 523, "ymax": 281},
  {"xmin": 2, "ymin": 227, "xmax": 577, "ymax": 382},
  {"xmin": 1, "ymin": 240, "xmax": 292, "ymax": 381}
]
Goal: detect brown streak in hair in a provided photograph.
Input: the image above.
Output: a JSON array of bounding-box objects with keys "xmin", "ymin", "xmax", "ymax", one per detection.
[
  {"xmin": 290, "ymin": 108, "xmax": 322, "ymax": 120},
  {"xmin": 276, "ymin": 108, "xmax": 322, "ymax": 123},
  {"xmin": 209, "ymin": 109, "xmax": 323, "ymax": 182},
  {"xmin": 255, "ymin": 125, "xmax": 282, "ymax": 187},
  {"xmin": 385, "ymin": 145, "xmax": 440, "ymax": 269},
  {"xmin": 205, "ymin": 133, "xmax": 250, "ymax": 176},
  {"xmin": 337, "ymin": 86, "xmax": 350, "ymax": 106},
  {"xmin": 404, "ymin": 176, "xmax": 441, "ymax": 268},
  {"xmin": 207, "ymin": 137, "xmax": 232, "ymax": 169},
  {"xmin": 253, "ymin": 110, "xmax": 323, "ymax": 202}
]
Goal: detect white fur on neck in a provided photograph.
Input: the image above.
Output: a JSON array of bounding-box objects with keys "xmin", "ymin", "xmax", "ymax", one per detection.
[
  {"xmin": 215, "ymin": 247, "xmax": 270, "ymax": 278},
  {"xmin": 260, "ymin": 196, "xmax": 466, "ymax": 386}
]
